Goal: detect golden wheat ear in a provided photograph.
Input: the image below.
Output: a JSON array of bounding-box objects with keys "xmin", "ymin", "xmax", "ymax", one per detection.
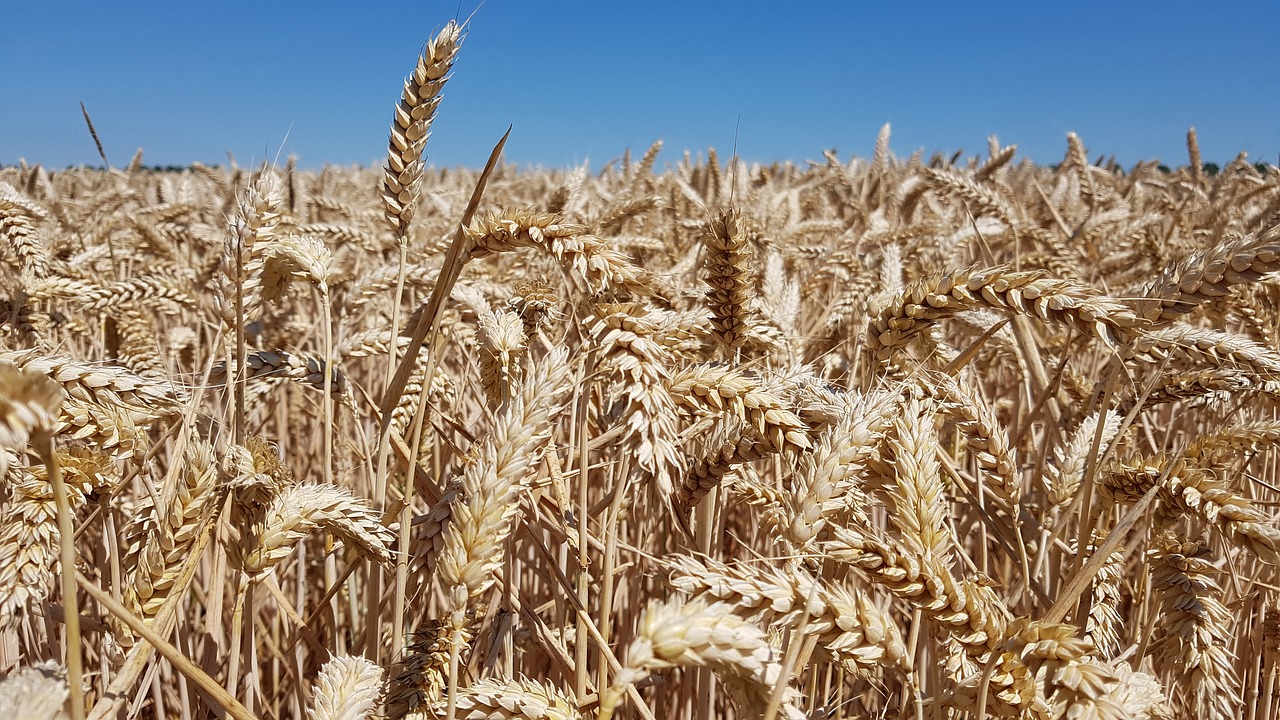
[
  {"xmin": 383, "ymin": 21, "xmax": 462, "ymax": 239},
  {"xmin": 235, "ymin": 483, "xmax": 395, "ymax": 580}
]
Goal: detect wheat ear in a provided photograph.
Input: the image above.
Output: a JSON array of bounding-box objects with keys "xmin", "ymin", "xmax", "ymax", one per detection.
[
  {"xmin": 308, "ymin": 654, "xmax": 383, "ymax": 720},
  {"xmin": 603, "ymin": 598, "xmax": 806, "ymax": 720},
  {"xmin": 1103, "ymin": 457, "xmax": 1280, "ymax": 564},
  {"xmin": 0, "ymin": 662, "xmax": 68, "ymax": 720},
  {"xmin": 1148, "ymin": 536, "xmax": 1239, "ymax": 720},
  {"xmin": 464, "ymin": 210, "xmax": 650, "ymax": 295},
  {"xmin": 0, "ymin": 360, "xmax": 62, "ymax": 475},
  {"xmin": 236, "ymin": 483, "xmax": 394, "ymax": 580},
  {"xmin": 867, "ymin": 264, "xmax": 1141, "ymax": 360},
  {"xmin": 669, "ymin": 555, "xmax": 910, "ymax": 673},
  {"xmin": 436, "ymin": 347, "xmax": 573, "ymax": 616},
  {"xmin": 119, "ymin": 438, "xmax": 219, "ymax": 640},
  {"xmin": 445, "ymin": 677, "xmax": 583, "ymax": 720},
  {"xmin": 383, "ymin": 21, "xmax": 462, "ymax": 238}
]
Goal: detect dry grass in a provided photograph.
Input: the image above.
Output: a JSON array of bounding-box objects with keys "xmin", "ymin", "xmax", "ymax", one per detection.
[{"xmin": 2, "ymin": 19, "xmax": 1280, "ymax": 720}]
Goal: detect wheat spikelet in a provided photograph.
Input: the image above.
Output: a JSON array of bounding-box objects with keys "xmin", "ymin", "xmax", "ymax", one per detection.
[
  {"xmin": 249, "ymin": 233, "xmax": 333, "ymax": 305},
  {"xmin": 1186, "ymin": 127, "xmax": 1204, "ymax": 184},
  {"xmin": 1075, "ymin": 535, "xmax": 1125, "ymax": 661},
  {"xmin": 0, "ymin": 360, "xmax": 61, "ymax": 475},
  {"xmin": 779, "ymin": 387, "xmax": 895, "ymax": 548},
  {"xmin": 824, "ymin": 525, "xmax": 1024, "ymax": 709},
  {"xmin": 668, "ymin": 364, "xmax": 810, "ymax": 454},
  {"xmin": 1124, "ymin": 324, "xmax": 1280, "ymax": 377},
  {"xmin": 1148, "ymin": 535, "xmax": 1239, "ymax": 720},
  {"xmin": 1186, "ymin": 419, "xmax": 1280, "ymax": 463},
  {"xmin": 385, "ymin": 620, "xmax": 463, "ymax": 719},
  {"xmin": 1119, "ymin": 368, "xmax": 1254, "ymax": 412},
  {"xmin": 885, "ymin": 397, "xmax": 952, "ymax": 557},
  {"xmin": 975, "ymin": 143, "xmax": 1017, "ymax": 182},
  {"xmin": 0, "ymin": 465, "xmax": 94, "ymax": 628},
  {"xmin": 383, "ymin": 21, "xmax": 461, "ymax": 237},
  {"xmin": 216, "ymin": 173, "xmax": 284, "ymax": 326},
  {"xmin": 0, "ymin": 181, "xmax": 51, "ymax": 278},
  {"xmin": 594, "ymin": 194, "xmax": 664, "ymax": 236},
  {"xmin": 339, "ymin": 328, "xmax": 412, "ymax": 359},
  {"xmin": 110, "ymin": 304, "xmax": 167, "ymax": 379},
  {"xmin": 224, "ymin": 435, "xmax": 296, "ymax": 506},
  {"xmin": 703, "ymin": 209, "xmax": 758, "ymax": 351},
  {"xmin": 120, "ymin": 438, "xmax": 218, "ymax": 628},
  {"xmin": 349, "ymin": 264, "xmax": 439, "ymax": 308},
  {"xmin": 923, "ymin": 166, "xmax": 1019, "ymax": 225},
  {"xmin": 1109, "ymin": 661, "xmax": 1174, "ymax": 720},
  {"xmin": 825, "ymin": 526, "xmax": 1010, "ymax": 648},
  {"xmin": 4, "ymin": 350, "xmax": 181, "ymax": 415},
  {"xmin": 211, "ymin": 349, "xmax": 349, "ymax": 398},
  {"xmin": 1003, "ymin": 620, "xmax": 1131, "ymax": 720},
  {"xmin": 582, "ymin": 304, "xmax": 682, "ymax": 501},
  {"xmin": 25, "ymin": 274, "xmax": 194, "ymax": 314},
  {"xmin": 930, "ymin": 374, "xmax": 1021, "ymax": 508},
  {"xmin": 308, "ymin": 654, "xmax": 383, "ymax": 720},
  {"xmin": 505, "ymin": 280, "xmax": 559, "ymax": 338}
]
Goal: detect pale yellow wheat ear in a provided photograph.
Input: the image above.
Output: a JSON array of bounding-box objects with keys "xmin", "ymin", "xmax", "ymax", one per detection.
[
  {"xmin": 582, "ymin": 303, "xmax": 682, "ymax": 502},
  {"xmin": 118, "ymin": 437, "xmax": 219, "ymax": 644},
  {"xmin": 475, "ymin": 308, "xmax": 527, "ymax": 408},
  {"xmin": 464, "ymin": 210, "xmax": 651, "ymax": 295},
  {"xmin": 778, "ymin": 386, "xmax": 894, "ymax": 548},
  {"xmin": 307, "ymin": 654, "xmax": 383, "ymax": 720},
  {"xmin": 602, "ymin": 598, "xmax": 807, "ymax": 720},
  {"xmin": 448, "ymin": 677, "xmax": 583, "ymax": 720},
  {"xmin": 1103, "ymin": 456, "xmax": 1280, "ymax": 565},
  {"xmin": 0, "ymin": 448, "xmax": 115, "ymax": 629},
  {"xmin": 0, "ymin": 180, "xmax": 52, "ymax": 278},
  {"xmin": 383, "ymin": 620, "xmax": 458, "ymax": 718},
  {"xmin": 867, "ymin": 265, "xmax": 1143, "ymax": 360},
  {"xmin": 251, "ymin": 234, "xmax": 333, "ymax": 303},
  {"xmin": 0, "ymin": 662, "xmax": 68, "ymax": 720},
  {"xmin": 236, "ymin": 483, "xmax": 394, "ymax": 580},
  {"xmin": 436, "ymin": 347, "xmax": 573, "ymax": 620},
  {"xmin": 383, "ymin": 20, "xmax": 462, "ymax": 238},
  {"xmin": 0, "ymin": 360, "xmax": 62, "ymax": 476},
  {"xmin": 668, "ymin": 554, "xmax": 910, "ymax": 673},
  {"xmin": 1048, "ymin": 409, "xmax": 1122, "ymax": 509},
  {"xmin": 1135, "ymin": 225, "xmax": 1280, "ymax": 324},
  {"xmin": 2, "ymin": 350, "xmax": 181, "ymax": 461},
  {"xmin": 885, "ymin": 396, "xmax": 952, "ymax": 556}
]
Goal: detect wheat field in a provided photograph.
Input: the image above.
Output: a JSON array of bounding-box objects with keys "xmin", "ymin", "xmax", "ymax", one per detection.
[{"xmin": 3, "ymin": 19, "xmax": 1280, "ymax": 720}]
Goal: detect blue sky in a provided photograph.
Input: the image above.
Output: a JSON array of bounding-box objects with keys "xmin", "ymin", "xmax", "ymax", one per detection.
[{"xmin": 2, "ymin": 1, "xmax": 1276, "ymax": 170}]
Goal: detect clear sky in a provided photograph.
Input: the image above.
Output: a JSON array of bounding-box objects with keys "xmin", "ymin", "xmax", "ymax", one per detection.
[{"xmin": 2, "ymin": 1, "xmax": 1276, "ymax": 171}]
